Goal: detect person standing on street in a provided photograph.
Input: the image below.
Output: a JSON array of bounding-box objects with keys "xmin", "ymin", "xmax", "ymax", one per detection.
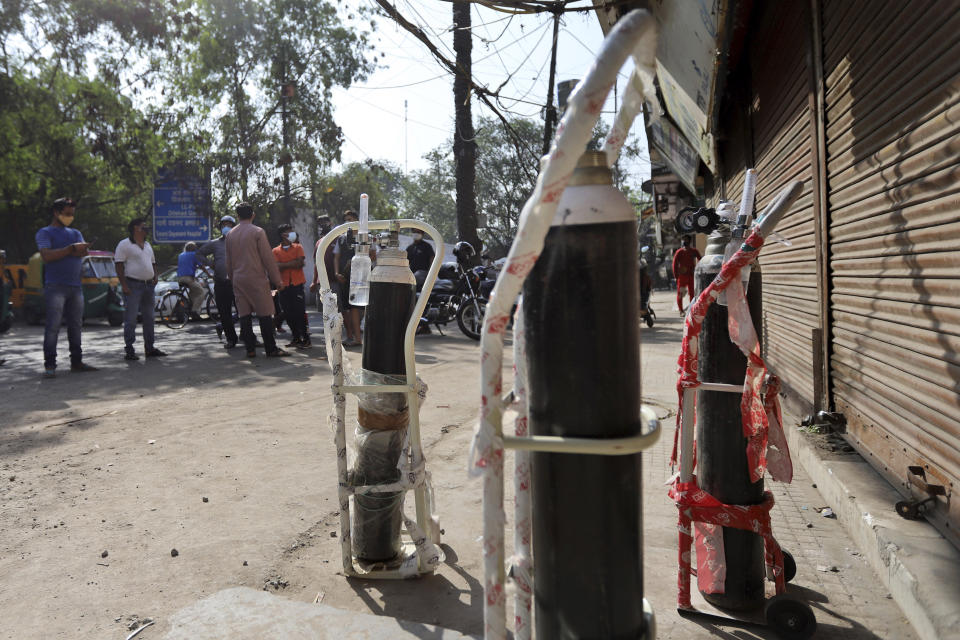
[
  {"xmin": 35, "ymin": 197, "xmax": 98, "ymax": 377},
  {"xmin": 199, "ymin": 215, "xmax": 240, "ymax": 348},
  {"xmin": 273, "ymin": 224, "xmax": 310, "ymax": 349},
  {"xmin": 405, "ymin": 228, "xmax": 435, "ymax": 274},
  {"xmin": 225, "ymin": 202, "xmax": 288, "ymax": 358},
  {"xmin": 176, "ymin": 242, "xmax": 209, "ymax": 321},
  {"xmin": 310, "ymin": 214, "xmax": 336, "ymax": 296},
  {"xmin": 115, "ymin": 218, "xmax": 166, "ymax": 361},
  {"xmin": 672, "ymin": 234, "xmax": 701, "ymax": 313}
]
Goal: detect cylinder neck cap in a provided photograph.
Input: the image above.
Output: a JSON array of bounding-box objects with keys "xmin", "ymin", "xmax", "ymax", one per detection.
[{"xmin": 568, "ymin": 150, "xmax": 613, "ymax": 186}]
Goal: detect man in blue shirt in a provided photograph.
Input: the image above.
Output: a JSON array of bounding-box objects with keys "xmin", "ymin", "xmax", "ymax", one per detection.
[
  {"xmin": 177, "ymin": 242, "xmax": 209, "ymax": 320},
  {"xmin": 35, "ymin": 197, "xmax": 98, "ymax": 378}
]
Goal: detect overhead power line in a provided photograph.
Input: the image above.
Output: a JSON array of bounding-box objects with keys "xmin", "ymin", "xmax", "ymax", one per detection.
[{"xmin": 372, "ymin": 0, "xmax": 541, "ymax": 169}]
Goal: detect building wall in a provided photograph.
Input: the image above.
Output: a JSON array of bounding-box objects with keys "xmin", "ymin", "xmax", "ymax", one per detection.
[{"xmin": 713, "ymin": 0, "xmax": 960, "ymax": 547}]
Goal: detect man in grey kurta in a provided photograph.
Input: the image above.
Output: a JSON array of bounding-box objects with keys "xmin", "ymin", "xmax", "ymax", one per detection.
[{"xmin": 224, "ymin": 203, "xmax": 289, "ymax": 357}]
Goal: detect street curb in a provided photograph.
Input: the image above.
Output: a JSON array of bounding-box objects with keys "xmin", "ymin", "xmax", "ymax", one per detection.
[{"xmin": 783, "ymin": 412, "xmax": 960, "ymax": 640}]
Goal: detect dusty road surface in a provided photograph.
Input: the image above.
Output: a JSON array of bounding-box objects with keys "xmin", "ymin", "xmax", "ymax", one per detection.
[{"xmin": 0, "ymin": 293, "xmax": 917, "ymax": 639}]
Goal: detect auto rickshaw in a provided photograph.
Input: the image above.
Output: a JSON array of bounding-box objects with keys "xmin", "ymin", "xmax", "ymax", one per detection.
[
  {"xmin": 23, "ymin": 250, "xmax": 125, "ymax": 326},
  {"xmin": 0, "ymin": 250, "xmax": 12, "ymax": 333}
]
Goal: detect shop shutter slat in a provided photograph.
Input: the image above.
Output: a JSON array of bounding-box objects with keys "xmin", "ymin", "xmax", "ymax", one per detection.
[{"xmin": 824, "ymin": 0, "xmax": 960, "ymax": 546}]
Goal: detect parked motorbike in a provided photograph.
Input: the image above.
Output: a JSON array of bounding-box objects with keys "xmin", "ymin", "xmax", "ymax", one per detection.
[
  {"xmin": 415, "ymin": 242, "xmax": 489, "ymax": 340},
  {"xmin": 640, "ymin": 246, "xmax": 655, "ymax": 328}
]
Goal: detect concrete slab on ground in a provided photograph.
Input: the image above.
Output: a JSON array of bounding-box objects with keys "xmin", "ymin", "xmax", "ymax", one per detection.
[
  {"xmin": 162, "ymin": 587, "xmax": 477, "ymax": 640},
  {"xmin": 784, "ymin": 412, "xmax": 960, "ymax": 640}
]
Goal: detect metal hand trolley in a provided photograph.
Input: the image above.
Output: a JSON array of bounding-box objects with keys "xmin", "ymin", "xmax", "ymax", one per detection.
[
  {"xmin": 670, "ymin": 180, "xmax": 817, "ymax": 639},
  {"xmin": 316, "ymin": 219, "xmax": 445, "ymax": 579}
]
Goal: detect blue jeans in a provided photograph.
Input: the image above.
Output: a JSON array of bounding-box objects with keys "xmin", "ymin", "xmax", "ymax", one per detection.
[
  {"xmin": 43, "ymin": 284, "xmax": 84, "ymax": 370},
  {"xmin": 123, "ymin": 280, "xmax": 155, "ymax": 353}
]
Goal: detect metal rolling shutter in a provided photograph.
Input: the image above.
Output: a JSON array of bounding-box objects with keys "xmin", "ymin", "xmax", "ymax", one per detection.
[
  {"xmin": 749, "ymin": 1, "xmax": 819, "ymax": 412},
  {"xmin": 823, "ymin": 0, "xmax": 960, "ymax": 545}
]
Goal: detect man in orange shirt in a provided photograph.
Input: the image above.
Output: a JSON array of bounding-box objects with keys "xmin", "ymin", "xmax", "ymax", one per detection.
[
  {"xmin": 672, "ymin": 234, "xmax": 701, "ymax": 313},
  {"xmin": 273, "ymin": 223, "xmax": 311, "ymax": 349}
]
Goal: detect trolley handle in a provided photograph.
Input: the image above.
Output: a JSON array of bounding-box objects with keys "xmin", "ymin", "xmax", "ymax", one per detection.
[{"xmin": 753, "ymin": 181, "xmax": 803, "ymax": 239}]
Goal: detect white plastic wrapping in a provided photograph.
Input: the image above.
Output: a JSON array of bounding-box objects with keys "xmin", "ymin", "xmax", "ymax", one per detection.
[
  {"xmin": 320, "ymin": 286, "xmax": 441, "ymax": 574},
  {"xmin": 508, "ymin": 299, "xmax": 533, "ymax": 640},
  {"xmin": 470, "ymin": 11, "xmax": 658, "ymax": 639}
]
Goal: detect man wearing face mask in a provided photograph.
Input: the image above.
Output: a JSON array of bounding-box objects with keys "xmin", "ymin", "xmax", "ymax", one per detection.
[
  {"xmin": 35, "ymin": 197, "xmax": 97, "ymax": 378},
  {"xmin": 272, "ymin": 223, "xmax": 310, "ymax": 349},
  {"xmin": 405, "ymin": 230, "xmax": 435, "ymax": 274},
  {"xmin": 199, "ymin": 215, "xmax": 240, "ymax": 348}
]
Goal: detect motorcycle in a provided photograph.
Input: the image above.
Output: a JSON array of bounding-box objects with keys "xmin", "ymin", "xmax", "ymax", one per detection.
[
  {"xmin": 414, "ymin": 260, "xmax": 490, "ymax": 341},
  {"xmin": 640, "ymin": 247, "xmax": 656, "ymax": 328}
]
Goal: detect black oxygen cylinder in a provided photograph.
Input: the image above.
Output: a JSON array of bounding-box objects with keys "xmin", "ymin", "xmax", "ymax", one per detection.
[
  {"xmin": 353, "ymin": 230, "xmax": 416, "ymax": 562},
  {"xmin": 524, "ymin": 151, "xmax": 644, "ymax": 639},
  {"xmin": 695, "ymin": 230, "xmax": 765, "ymax": 610}
]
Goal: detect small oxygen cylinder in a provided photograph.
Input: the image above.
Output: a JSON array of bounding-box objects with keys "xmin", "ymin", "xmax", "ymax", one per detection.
[
  {"xmin": 352, "ymin": 221, "xmax": 416, "ymax": 562},
  {"xmin": 524, "ymin": 151, "xmax": 644, "ymax": 637},
  {"xmin": 695, "ymin": 228, "xmax": 765, "ymax": 610},
  {"xmin": 349, "ymin": 193, "xmax": 372, "ymax": 306}
]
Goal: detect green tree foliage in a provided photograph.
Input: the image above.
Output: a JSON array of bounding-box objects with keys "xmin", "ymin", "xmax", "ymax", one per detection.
[
  {"xmin": 0, "ymin": 0, "xmax": 174, "ymax": 260},
  {"xmin": 471, "ymin": 116, "xmax": 541, "ymax": 257},
  {"xmin": 166, "ymin": 0, "xmax": 376, "ymax": 214},
  {"xmin": 1, "ymin": 0, "xmax": 375, "ymax": 262},
  {"xmin": 314, "ymin": 160, "xmax": 404, "ymax": 223},
  {"xmin": 401, "ymin": 149, "xmax": 457, "ymax": 244}
]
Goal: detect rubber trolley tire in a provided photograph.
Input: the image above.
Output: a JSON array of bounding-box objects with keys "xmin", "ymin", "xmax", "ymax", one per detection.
[
  {"xmin": 456, "ymin": 297, "xmax": 486, "ymax": 341},
  {"xmin": 895, "ymin": 500, "xmax": 921, "ymax": 520},
  {"xmin": 782, "ymin": 549, "xmax": 797, "ymax": 583},
  {"xmin": 764, "ymin": 594, "xmax": 816, "ymax": 640}
]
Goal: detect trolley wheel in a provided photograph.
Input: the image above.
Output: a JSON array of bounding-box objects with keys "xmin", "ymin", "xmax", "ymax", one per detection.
[
  {"xmin": 764, "ymin": 594, "xmax": 816, "ymax": 640},
  {"xmin": 782, "ymin": 549, "xmax": 797, "ymax": 583},
  {"xmin": 895, "ymin": 500, "xmax": 921, "ymax": 519}
]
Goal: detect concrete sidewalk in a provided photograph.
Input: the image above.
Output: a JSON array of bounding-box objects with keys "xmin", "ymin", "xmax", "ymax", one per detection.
[{"xmin": 158, "ymin": 291, "xmax": 955, "ymax": 639}]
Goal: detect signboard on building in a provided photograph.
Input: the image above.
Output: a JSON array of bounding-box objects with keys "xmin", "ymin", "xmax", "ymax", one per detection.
[
  {"xmin": 651, "ymin": 0, "xmax": 726, "ymax": 173},
  {"xmin": 152, "ymin": 167, "xmax": 212, "ymax": 244},
  {"xmin": 649, "ymin": 116, "xmax": 699, "ymax": 196}
]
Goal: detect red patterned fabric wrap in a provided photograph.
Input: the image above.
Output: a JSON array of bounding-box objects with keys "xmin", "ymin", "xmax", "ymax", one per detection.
[
  {"xmin": 669, "ymin": 478, "xmax": 786, "ymax": 607},
  {"xmin": 670, "ymin": 230, "xmax": 792, "ymax": 483}
]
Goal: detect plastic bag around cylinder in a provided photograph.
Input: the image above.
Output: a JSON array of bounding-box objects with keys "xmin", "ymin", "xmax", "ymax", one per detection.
[
  {"xmin": 350, "ymin": 369, "xmax": 410, "ymax": 563},
  {"xmin": 350, "ymin": 424, "xmax": 407, "ymax": 562},
  {"xmin": 355, "ymin": 368, "xmax": 408, "ymax": 418}
]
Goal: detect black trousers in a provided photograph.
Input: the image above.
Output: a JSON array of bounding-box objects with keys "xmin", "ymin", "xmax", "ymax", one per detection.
[
  {"xmin": 278, "ymin": 284, "xmax": 307, "ymax": 341},
  {"xmin": 239, "ymin": 315, "xmax": 277, "ymax": 353},
  {"xmin": 214, "ymin": 279, "xmax": 238, "ymax": 343}
]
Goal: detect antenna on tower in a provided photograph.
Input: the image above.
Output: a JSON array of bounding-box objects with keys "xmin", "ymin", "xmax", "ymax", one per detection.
[{"xmin": 404, "ymin": 99, "xmax": 409, "ymax": 174}]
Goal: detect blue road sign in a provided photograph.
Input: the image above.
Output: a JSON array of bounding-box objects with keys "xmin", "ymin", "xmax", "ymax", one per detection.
[{"xmin": 153, "ymin": 169, "xmax": 212, "ymax": 244}]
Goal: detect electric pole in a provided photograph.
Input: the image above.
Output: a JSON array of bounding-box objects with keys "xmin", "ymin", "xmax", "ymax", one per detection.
[
  {"xmin": 541, "ymin": 7, "xmax": 561, "ymax": 157},
  {"xmin": 452, "ymin": 2, "xmax": 481, "ymax": 254}
]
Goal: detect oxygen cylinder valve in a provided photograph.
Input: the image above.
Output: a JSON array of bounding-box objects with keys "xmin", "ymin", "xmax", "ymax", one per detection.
[{"xmin": 675, "ymin": 206, "xmax": 721, "ymax": 235}]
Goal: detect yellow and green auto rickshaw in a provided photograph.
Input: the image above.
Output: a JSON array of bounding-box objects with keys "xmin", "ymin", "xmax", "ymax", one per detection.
[
  {"xmin": 23, "ymin": 250, "xmax": 125, "ymax": 326},
  {"xmin": 0, "ymin": 250, "xmax": 13, "ymax": 333}
]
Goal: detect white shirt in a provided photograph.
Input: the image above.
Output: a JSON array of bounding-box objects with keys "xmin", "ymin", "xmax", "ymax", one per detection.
[{"xmin": 114, "ymin": 237, "xmax": 156, "ymax": 281}]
